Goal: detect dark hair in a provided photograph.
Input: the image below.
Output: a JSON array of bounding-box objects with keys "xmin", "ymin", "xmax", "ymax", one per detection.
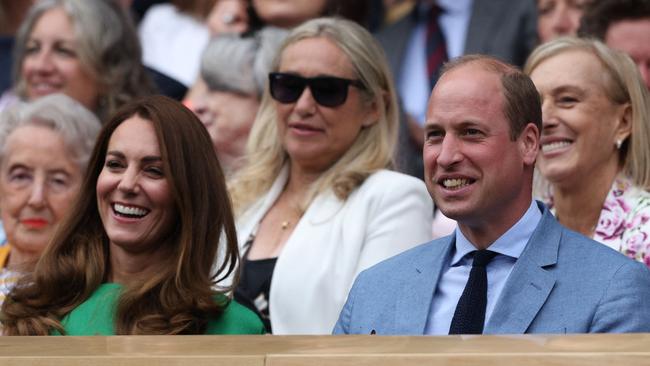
[
  {"xmin": 171, "ymin": 0, "xmax": 218, "ymax": 19},
  {"xmin": 1, "ymin": 95, "xmax": 239, "ymax": 335},
  {"xmin": 324, "ymin": 0, "xmax": 371, "ymax": 28},
  {"xmin": 248, "ymin": 0, "xmax": 371, "ymax": 31},
  {"xmin": 578, "ymin": 0, "xmax": 650, "ymax": 40},
  {"xmin": 441, "ymin": 55, "xmax": 542, "ymax": 140}
]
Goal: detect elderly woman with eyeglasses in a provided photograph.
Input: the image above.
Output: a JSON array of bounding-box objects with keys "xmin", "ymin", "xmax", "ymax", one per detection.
[{"xmin": 228, "ymin": 17, "xmax": 433, "ymax": 334}]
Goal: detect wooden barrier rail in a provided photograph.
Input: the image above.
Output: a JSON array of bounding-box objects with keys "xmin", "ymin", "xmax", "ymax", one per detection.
[{"xmin": 1, "ymin": 334, "xmax": 649, "ymax": 365}]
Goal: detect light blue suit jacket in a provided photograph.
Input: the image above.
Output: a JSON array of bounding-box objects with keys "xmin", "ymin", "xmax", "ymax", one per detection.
[{"xmin": 334, "ymin": 203, "xmax": 650, "ymax": 334}]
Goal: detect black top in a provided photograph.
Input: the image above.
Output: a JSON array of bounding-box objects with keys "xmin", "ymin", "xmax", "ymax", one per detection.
[
  {"xmin": 235, "ymin": 234, "xmax": 277, "ymax": 333},
  {"xmin": 0, "ymin": 36, "xmax": 14, "ymax": 95}
]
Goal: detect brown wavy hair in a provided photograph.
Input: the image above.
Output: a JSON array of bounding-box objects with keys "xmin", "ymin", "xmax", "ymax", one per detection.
[{"xmin": 1, "ymin": 95, "xmax": 239, "ymax": 335}]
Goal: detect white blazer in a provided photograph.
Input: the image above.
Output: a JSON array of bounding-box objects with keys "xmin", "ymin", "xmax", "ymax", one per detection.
[{"xmin": 236, "ymin": 167, "xmax": 433, "ymax": 334}]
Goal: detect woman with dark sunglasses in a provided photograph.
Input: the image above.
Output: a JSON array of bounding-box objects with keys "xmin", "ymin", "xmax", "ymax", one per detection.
[{"xmin": 228, "ymin": 17, "xmax": 433, "ymax": 334}]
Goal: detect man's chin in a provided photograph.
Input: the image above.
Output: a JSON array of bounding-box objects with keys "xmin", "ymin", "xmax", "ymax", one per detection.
[{"xmin": 435, "ymin": 206, "xmax": 470, "ymax": 221}]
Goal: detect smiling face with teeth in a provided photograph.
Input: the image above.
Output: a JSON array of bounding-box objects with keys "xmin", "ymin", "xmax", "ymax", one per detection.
[
  {"xmin": 20, "ymin": 7, "xmax": 101, "ymax": 111},
  {"xmin": 424, "ymin": 62, "xmax": 539, "ymax": 246},
  {"xmin": 529, "ymin": 50, "xmax": 631, "ymax": 187},
  {"xmin": 96, "ymin": 115, "xmax": 176, "ymax": 257}
]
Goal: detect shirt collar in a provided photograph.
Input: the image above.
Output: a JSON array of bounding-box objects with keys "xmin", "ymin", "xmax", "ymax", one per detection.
[
  {"xmin": 437, "ymin": 0, "xmax": 473, "ymax": 14},
  {"xmin": 415, "ymin": 0, "xmax": 473, "ymax": 23},
  {"xmin": 451, "ymin": 200, "xmax": 542, "ymax": 265}
]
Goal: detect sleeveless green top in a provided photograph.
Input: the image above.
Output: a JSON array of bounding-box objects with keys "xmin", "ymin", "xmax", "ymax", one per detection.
[{"xmin": 53, "ymin": 283, "xmax": 264, "ymax": 335}]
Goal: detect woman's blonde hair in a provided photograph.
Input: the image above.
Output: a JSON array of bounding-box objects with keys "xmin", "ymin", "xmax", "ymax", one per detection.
[
  {"xmin": 229, "ymin": 17, "xmax": 399, "ymax": 214},
  {"xmin": 524, "ymin": 36, "xmax": 650, "ymax": 190}
]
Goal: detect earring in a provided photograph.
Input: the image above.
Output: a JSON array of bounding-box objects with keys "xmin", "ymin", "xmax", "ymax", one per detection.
[{"xmin": 616, "ymin": 139, "xmax": 623, "ymax": 149}]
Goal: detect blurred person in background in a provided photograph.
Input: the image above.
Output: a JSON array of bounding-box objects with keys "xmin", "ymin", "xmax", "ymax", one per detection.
[
  {"xmin": 182, "ymin": 0, "xmax": 256, "ymax": 107},
  {"xmin": 1, "ymin": 96, "xmax": 264, "ymax": 335},
  {"xmin": 5, "ymin": 0, "xmax": 154, "ymax": 121},
  {"xmin": 537, "ymin": 0, "xmax": 589, "ymax": 44},
  {"xmin": 0, "ymin": 93, "xmax": 101, "ymax": 305},
  {"xmin": 139, "ymin": 0, "xmax": 216, "ymax": 92},
  {"xmin": 579, "ymin": 0, "xmax": 650, "ymax": 91},
  {"xmin": 252, "ymin": 0, "xmax": 370, "ymax": 29},
  {"xmin": 383, "ymin": 0, "xmax": 416, "ymax": 27},
  {"xmin": 229, "ymin": 18, "xmax": 433, "ymax": 334},
  {"xmin": 252, "ymin": 0, "xmax": 327, "ymax": 28},
  {"xmin": 206, "ymin": 0, "xmax": 254, "ymax": 35},
  {"xmin": 0, "ymin": 1, "xmax": 34, "ymax": 96},
  {"xmin": 189, "ymin": 27, "xmax": 287, "ymax": 176},
  {"xmin": 128, "ymin": 0, "xmax": 166, "ymax": 24},
  {"xmin": 525, "ymin": 37, "xmax": 650, "ymax": 267}
]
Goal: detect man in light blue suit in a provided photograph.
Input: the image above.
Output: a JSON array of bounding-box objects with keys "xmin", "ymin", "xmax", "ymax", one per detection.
[{"xmin": 334, "ymin": 55, "xmax": 650, "ymax": 335}]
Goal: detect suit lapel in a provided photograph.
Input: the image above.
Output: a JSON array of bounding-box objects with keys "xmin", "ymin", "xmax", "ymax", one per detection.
[
  {"xmin": 485, "ymin": 207, "xmax": 560, "ymax": 334},
  {"xmin": 394, "ymin": 236, "xmax": 454, "ymax": 334},
  {"xmin": 236, "ymin": 166, "xmax": 289, "ymax": 246}
]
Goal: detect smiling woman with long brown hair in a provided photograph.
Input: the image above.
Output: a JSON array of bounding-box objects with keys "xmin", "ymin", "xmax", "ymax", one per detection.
[{"xmin": 1, "ymin": 95, "xmax": 263, "ymax": 335}]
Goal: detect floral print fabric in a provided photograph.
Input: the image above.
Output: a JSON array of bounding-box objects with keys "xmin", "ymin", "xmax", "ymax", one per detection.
[{"xmin": 547, "ymin": 175, "xmax": 650, "ymax": 268}]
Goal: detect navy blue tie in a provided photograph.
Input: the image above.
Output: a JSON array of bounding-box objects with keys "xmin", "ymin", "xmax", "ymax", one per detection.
[{"xmin": 449, "ymin": 250, "xmax": 498, "ymax": 334}]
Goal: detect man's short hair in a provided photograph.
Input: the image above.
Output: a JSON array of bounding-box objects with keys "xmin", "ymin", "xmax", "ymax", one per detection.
[
  {"xmin": 440, "ymin": 55, "xmax": 542, "ymax": 140},
  {"xmin": 578, "ymin": 0, "xmax": 650, "ymax": 40}
]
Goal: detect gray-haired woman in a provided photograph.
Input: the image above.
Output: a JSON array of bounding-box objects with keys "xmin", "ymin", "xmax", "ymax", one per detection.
[
  {"xmin": 0, "ymin": 93, "xmax": 101, "ymax": 304},
  {"xmin": 189, "ymin": 27, "xmax": 287, "ymax": 175},
  {"xmin": 5, "ymin": 0, "xmax": 154, "ymax": 120}
]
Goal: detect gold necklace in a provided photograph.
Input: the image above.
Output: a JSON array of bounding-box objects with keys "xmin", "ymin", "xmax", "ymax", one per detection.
[{"xmin": 281, "ymin": 221, "xmax": 290, "ymax": 230}]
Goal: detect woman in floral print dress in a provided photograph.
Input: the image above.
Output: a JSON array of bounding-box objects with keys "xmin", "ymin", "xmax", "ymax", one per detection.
[{"xmin": 524, "ymin": 37, "xmax": 650, "ymax": 268}]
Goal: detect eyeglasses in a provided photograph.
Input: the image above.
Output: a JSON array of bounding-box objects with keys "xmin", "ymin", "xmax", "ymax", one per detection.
[{"xmin": 268, "ymin": 72, "xmax": 365, "ymax": 108}]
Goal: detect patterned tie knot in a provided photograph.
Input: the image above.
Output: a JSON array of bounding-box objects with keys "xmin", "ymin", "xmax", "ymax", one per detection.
[{"xmin": 472, "ymin": 250, "xmax": 497, "ymax": 267}]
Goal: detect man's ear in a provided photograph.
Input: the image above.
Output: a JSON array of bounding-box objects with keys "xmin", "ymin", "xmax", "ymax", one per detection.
[{"xmin": 519, "ymin": 122, "xmax": 540, "ymax": 166}]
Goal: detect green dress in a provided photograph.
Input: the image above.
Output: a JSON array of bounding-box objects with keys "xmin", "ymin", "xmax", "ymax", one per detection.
[{"xmin": 53, "ymin": 283, "xmax": 264, "ymax": 335}]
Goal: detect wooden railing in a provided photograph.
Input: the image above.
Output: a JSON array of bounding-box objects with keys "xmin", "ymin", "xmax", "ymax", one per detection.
[{"xmin": 1, "ymin": 334, "xmax": 649, "ymax": 365}]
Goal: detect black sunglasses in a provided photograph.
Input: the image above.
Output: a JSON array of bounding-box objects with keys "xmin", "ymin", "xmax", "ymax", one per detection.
[{"xmin": 268, "ymin": 72, "xmax": 365, "ymax": 108}]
